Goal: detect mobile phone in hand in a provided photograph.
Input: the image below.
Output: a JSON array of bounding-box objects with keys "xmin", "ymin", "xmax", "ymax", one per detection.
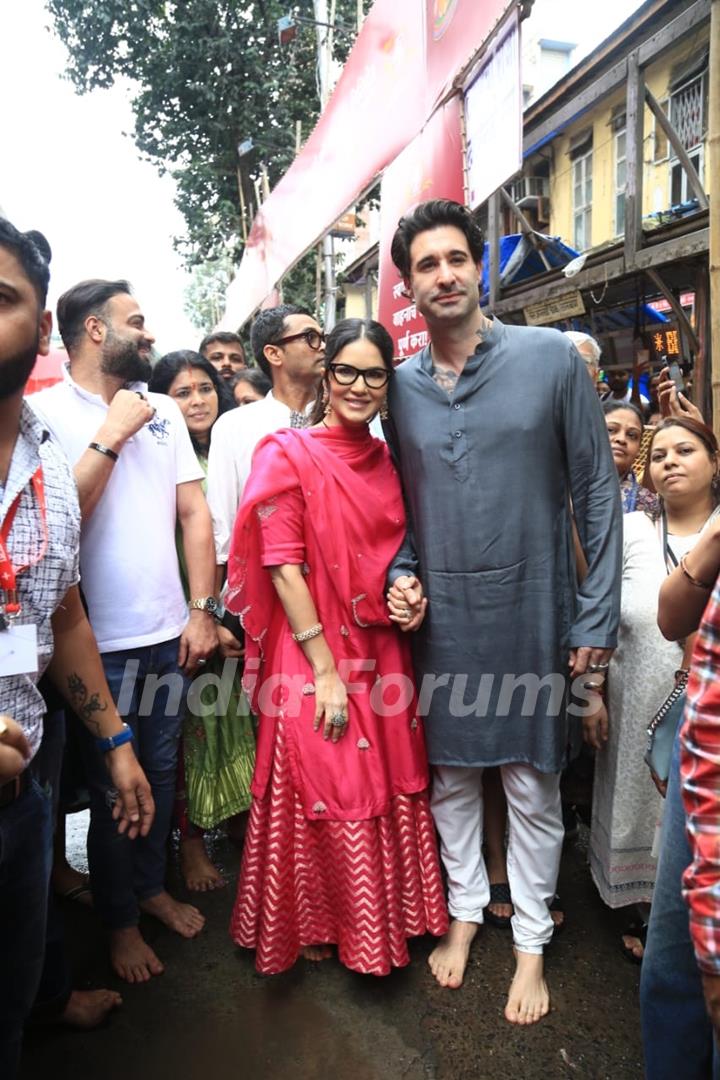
[{"xmin": 668, "ymin": 361, "xmax": 684, "ymax": 391}]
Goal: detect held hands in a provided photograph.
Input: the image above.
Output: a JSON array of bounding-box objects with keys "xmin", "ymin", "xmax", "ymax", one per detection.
[
  {"xmin": 216, "ymin": 624, "xmax": 245, "ymax": 660},
  {"xmin": 97, "ymin": 388, "xmax": 156, "ymax": 450},
  {"xmin": 387, "ymin": 574, "xmax": 428, "ymax": 632},
  {"xmin": 313, "ymin": 669, "xmax": 349, "ymax": 744},
  {"xmin": 178, "ymin": 611, "xmax": 219, "ymax": 675},
  {"xmin": 657, "ymin": 366, "xmax": 704, "ymax": 424},
  {"xmin": 569, "ymin": 646, "xmax": 613, "ymax": 679},
  {"xmin": 107, "ymin": 742, "xmax": 155, "ymax": 839},
  {"xmin": 572, "ymin": 648, "xmax": 612, "ymax": 750},
  {"xmin": 0, "ymin": 715, "xmax": 31, "ymax": 784}
]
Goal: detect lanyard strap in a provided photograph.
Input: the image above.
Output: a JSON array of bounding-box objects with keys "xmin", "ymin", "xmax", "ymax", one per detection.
[
  {"xmin": 0, "ymin": 467, "xmax": 47, "ymax": 614},
  {"xmin": 661, "ymin": 511, "xmax": 678, "ymax": 573}
]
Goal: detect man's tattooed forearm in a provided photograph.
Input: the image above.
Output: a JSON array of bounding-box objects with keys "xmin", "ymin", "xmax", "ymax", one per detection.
[{"xmin": 67, "ymin": 672, "xmax": 108, "ymax": 736}]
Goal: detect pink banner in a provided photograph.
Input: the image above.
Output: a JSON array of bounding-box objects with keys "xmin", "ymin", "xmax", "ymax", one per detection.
[
  {"xmin": 220, "ymin": 0, "xmax": 511, "ymax": 330},
  {"xmin": 377, "ymin": 97, "xmax": 464, "ymax": 359}
]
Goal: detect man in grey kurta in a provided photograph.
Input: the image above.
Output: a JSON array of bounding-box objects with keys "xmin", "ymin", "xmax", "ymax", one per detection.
[{"xmin": 384, "ymin": 199, "xmax": 621, "ymax": 1025}]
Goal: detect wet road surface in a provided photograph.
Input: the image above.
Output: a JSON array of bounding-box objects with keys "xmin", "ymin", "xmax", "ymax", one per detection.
[{"xmin": 22, "ymin": 820, "xmax": 643, "ymax": 1080}]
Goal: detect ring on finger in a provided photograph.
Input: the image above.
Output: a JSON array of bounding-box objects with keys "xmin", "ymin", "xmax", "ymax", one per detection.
[{"xmin": 330, "ymin": 712, "xmax": 346, "ymax": 728}]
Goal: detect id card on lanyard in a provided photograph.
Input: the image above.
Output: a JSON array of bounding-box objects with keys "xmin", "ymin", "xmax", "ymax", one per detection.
[{"xmin": 0, "ymin": 466, "xmax": 47, "ymax": 676}]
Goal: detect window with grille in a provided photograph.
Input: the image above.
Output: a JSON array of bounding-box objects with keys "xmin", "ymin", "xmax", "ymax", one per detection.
[
  {"xmin": 668, "ymin": 72, "xmax": 706, "ymax": 205},
  {"xmin": 670, "ymin": 73, "xmax": 705, "ymax": 151},
  {"xmin": 573, "ymin": 150, "xmax": 592, "ymax": 250}
]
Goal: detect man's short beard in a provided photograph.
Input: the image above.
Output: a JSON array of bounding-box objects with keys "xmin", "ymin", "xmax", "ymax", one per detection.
[
  {"xmin": 0, "ymin": 337, "xmax": 39, "ymax": 400},
  {"xmin": 100, "ymin": 329, "xmax": 152, "ymax": 383}
]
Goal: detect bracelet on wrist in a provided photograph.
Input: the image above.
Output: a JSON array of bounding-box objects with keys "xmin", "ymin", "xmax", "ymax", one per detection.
[
  {"xmin": 95, "ymin": 722, "xmax": 134, "ymax": 753},
  {"xmin": 292, "ymin": 622, "xmax": 323, "ymax": 643},
  {"xmin": 680, "ymin": 554, "xmax": 713, "ymax": 590},
  {"xmin": 89, "ymin": 441, "xmax": 119, "ymax": 462}
]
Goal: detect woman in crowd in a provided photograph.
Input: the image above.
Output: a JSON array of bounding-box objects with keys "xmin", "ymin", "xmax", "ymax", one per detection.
[
  {"xmin": 230, "ymin": 366, "xmax": 271, "ymax": 407},
  {"xmin": 149, "ymin": 351, "xmax": 256, "ymax": 891},
  {"xmin": 225, "ymin": 318, "xmax": 448, "ymax": 974},
  {"xmin": 589, "ymin": 416, "xmax": 720, "ymax": 962},
  {"xmin": 603, "ymin": 400, "xmax": 657, "ymax": 514}
]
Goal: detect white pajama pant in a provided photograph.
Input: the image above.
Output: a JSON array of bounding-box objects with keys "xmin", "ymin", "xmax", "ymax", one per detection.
[{"xmin": 430, "ymin": 763, "xmax": 563, "ymax": 954}]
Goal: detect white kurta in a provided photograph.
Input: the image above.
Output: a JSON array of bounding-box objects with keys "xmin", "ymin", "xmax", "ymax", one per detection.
[{"xmin": 590, "ymin": 512, "xmax": 687, "ymax": 908}]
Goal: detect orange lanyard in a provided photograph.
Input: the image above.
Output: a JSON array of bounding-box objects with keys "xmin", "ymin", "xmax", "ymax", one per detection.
[{"xmin": 0, "ymin": 467, "xmax": 47, "ymax": 618}]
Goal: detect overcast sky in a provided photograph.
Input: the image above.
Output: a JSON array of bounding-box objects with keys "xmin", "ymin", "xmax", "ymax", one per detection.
[{"xmin": 1, "ymin": 0, "xmax": 644, "ymax": 348}]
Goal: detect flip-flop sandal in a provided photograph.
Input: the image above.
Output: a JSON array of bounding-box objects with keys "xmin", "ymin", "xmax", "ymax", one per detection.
[
  {"xmin": 484, "ymin": 882, "xmax": 513, "ymax": 928},
  {"xmin": 620, "ymin": 920, "xmax": 647, "ymax": 965},
  {"xmin": 549, "ymin": 894, "xmax": 565, "ymax": 936}
]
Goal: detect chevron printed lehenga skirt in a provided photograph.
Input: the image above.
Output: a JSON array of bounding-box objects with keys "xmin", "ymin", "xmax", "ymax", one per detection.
[{"xmin": 230, "ymin": 722, "xmax": 449, "ymax": 975}]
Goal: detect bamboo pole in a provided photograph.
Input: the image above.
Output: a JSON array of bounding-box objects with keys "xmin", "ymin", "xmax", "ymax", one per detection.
[{"xmin": 710, "ymin": 0, "xmax": 720, "ymax": 436}]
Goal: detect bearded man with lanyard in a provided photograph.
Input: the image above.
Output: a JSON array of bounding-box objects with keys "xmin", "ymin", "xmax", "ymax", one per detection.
[{"xmin": 0, "ymin": 219, "xmax": 153, "ymax": 1079}]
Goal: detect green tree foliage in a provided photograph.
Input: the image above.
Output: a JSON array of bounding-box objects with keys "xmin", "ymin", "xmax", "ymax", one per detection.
[
  {"xmin": 46, "ymin": 0, "xmax": 369, "ymax": 318},
  {"xmin": 183, "ymin": 253, "xmax": 236, "ymax": 330}
]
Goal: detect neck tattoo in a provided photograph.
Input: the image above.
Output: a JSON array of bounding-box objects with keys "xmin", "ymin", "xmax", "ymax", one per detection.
[{"xmin": 432, "ymin": 366, "xmax": 460, "ymax": 396}]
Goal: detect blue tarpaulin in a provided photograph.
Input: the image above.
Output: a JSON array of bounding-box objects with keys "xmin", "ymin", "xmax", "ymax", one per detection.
[{"xmin": 481, "ymin": 233, "xmax": 667, "ymax": 332}]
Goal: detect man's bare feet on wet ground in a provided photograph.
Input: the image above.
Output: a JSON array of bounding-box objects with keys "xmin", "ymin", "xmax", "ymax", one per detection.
[
  {"xmin": 139, "ymin": 890, "xmax": 205, "ymax": 937},
  {"xmin": 61, "ymin": 989, "xmax": 123, "ymax": 1028},
  {"xmin": 110, "ymin": 927, "xmax": 165, "ymax": 984},
  {"xmin": 428, "ymin": 920, "xmax": 478, "ymax": 988},
  {"xmin": 504, "ymin": 949, "xmax": 550, "ymax": 1025}
]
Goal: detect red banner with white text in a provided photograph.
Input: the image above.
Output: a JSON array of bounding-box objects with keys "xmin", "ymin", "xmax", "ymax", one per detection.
[{"xmin": 377, "ymin": 97, "xmax": 464, "ymax": 360}]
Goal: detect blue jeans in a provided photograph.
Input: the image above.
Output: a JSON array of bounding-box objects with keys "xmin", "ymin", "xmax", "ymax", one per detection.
[
  {"xmin": 640, "ymin": 719, "xmax": 719, "ymax": 1079},
  {"xmin": 0, "ymin": 777, "xmax": 53, "ymax": 1080},
  {"xmin": 78, "ymin": 638, "xmax": 187, "ymax": 930},
  {"xmin": 31, "ymin": 708, "xmax": 73, "ymax": 1020}
]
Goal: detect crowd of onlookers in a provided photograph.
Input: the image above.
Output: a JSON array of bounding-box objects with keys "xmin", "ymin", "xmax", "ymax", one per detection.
[{"xmin": 2, "ymin": 200, "xmax": 720, "ymax": 1078}]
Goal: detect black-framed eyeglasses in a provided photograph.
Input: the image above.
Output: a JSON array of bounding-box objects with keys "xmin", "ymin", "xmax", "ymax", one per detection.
[
  {"xmin": 328, "ymin": 362, "xmax": 391, "ymax": 389},
  {"xmin": 273, "ymin": 328, "xmax": 325, "ymax": 351}
]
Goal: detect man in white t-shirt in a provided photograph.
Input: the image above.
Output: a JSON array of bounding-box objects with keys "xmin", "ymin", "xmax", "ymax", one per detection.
[
  {"xmin": 207, "ymin": 304, "xmax": 325, "ymax": 585},
  {"xmin": 30, "ymin": 279, "xmax": 218, "ymax": 985}
]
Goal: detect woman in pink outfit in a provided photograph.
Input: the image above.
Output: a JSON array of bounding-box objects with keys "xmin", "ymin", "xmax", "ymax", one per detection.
[{"xmin": 226, "ymin": 318, "xmax": 448, "ymax": 975}]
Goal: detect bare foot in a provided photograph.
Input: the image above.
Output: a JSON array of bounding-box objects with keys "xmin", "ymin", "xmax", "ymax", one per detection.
[
  {"xmin": 180, "ymin": 836, "xmax": 226, "ymax": 892},
  {"xmin": 139, "ymin": 891, "xmax": 205, "ymax": 938},
  {"xmin": 505, "ymin": 950, "xmax": 550, "ymax": 1025},
  {"xmin": 61, "ymin": 989, "xmax": 122, "ymax": 1028},
  {"xmin": 110, "ymin": 927, "xmax": 164, "ymax": 984},
  {"xmin": 302, "ymin": 945, "xmax": 333, "ymax": 961},
  {"xmin": 428, "ymin": 920, "xmax": 478, "ymax": 988},
  {"xmin": 487, "ymin": 880, "xmax": 513, "ymax": 922},
  {"xmin": 621, "ymin": 934, "xmax": 644, "ymax": 961},
  {"xmin": 52, "ymin": 864, "xmax": 93, "ymax": 907}
]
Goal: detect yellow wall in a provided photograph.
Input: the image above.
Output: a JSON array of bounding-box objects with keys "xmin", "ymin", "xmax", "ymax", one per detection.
[
  {"xmin": 543, "ymin": 31, "xmax": 710, "ymax": 251},
  {"xmin": 342, "ymin": 282, "xmax": 378, "ymax": 320}
]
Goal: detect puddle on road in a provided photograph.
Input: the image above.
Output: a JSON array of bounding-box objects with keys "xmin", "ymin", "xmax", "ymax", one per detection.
[{"xmin": 134, "ymin": 985, "xmax": 383, "ymax": 1080}]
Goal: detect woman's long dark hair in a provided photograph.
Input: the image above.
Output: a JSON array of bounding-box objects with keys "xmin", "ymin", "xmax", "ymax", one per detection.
[
  {"xmin": 149, "ymin": 350, "xmax": 235, "ymax": 455},
  {"xmin": 308, "ymin": 318, "xmax": 394, "ymax": 427}
]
